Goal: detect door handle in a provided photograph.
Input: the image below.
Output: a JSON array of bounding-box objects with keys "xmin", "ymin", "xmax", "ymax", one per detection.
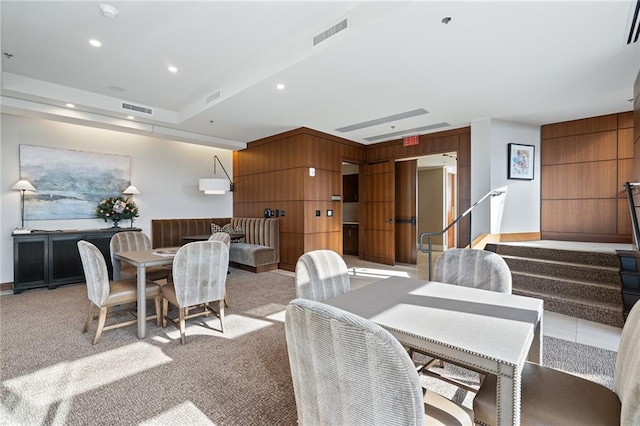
[{"xmin": 393, "ymin": 217, "xmax": 416, "ymax": 225}]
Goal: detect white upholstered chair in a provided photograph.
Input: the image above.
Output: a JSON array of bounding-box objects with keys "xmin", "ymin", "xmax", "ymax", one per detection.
[
  {"xmin": 110, "ymin": 231, "xmax": 172, "ymax": 283},
  {"xmin": 78, "ymin": 240, "xmax": 162, "ymax": 345},
  {"xmin": 433, "ymin": 248, "xmax": 512, "ymax": 293},
  {"xmin": 285, "ymin": 298, "xmax": 473, "ymax": 426},
  {"xmin": 295, "ymin": 250, "xmax": 350, "ymax": 302},
  {"xmin": 161, "ymin": 241, "xmax": 228, "ymax": 344},
  {"xmin": 474, "ymin": 300, "xmax": 640, "ymax": 426},
  {"xmin": 208, "ymin": 232, "xmax": 231, "ymax": 307}
]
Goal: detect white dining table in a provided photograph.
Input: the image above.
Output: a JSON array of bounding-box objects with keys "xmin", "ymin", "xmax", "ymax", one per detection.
[
  {"xmin": 112, "ymin": 248, "xmax": 178, "ymax": 338},
  {"xmin": 324, "ymin": 276, "xmax": 543, "ymax": 426}
]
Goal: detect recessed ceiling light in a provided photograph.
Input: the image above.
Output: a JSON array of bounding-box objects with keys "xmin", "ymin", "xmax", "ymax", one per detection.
[
  {"xmin": 276, "ymin": 83, "xmax": 285, "ymax": 90},
  {"xmin": 98, "ymin": 3, "xmax": 119, "ymax": 19},
  {"xmin": 89, "ymin": 39, "xmax": 102, "ymax": 47},
  {"xmin": 66, "ymin": 103, "xmax": 75, "ymax": 108},
  {"xmin": 127, "ymin": 116, "xmax": 135, "ymax": 120},
  {"xmin": 168, "ymin": 66, "xmax": 178, "ymax": 73}
]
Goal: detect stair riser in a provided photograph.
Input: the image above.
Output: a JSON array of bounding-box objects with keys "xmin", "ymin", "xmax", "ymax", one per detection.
[
  {"xmin": 505, "ymin": 257, "xmax": 621, "ymax": 284},
  {"xmin": 513, "ymin": 290, "xmax": 624, "ymax": 328},
  {"xmin": 489, "ymin": 245, "xmax": 620, "ymax": 268},
  {"xmin": 512, "ymin": 274, "xmax": 622, "ymax": 304}
]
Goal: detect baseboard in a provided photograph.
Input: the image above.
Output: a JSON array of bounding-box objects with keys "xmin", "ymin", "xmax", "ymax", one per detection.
[
  {"xmin": 472, "ymin": 232, "xmax": 541, "ymax": 249},
  {"xmin": 0, "ymin": 282, "xmax": 13, "ymax": 292}
]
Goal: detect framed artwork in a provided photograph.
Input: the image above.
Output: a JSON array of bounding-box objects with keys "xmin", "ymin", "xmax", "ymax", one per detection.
[
  {"xmin": 19, "ymin": 144, "xmax": 131, "ymax": 220},
  {"xmin": 508, "ymin": 143, "xmax": 535, "ymax": 180}
]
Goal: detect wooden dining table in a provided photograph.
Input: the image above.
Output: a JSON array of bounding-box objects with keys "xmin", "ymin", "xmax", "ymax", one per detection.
[
  {"xmin": 113, "ymin": 248, "xmax": 179, "ymax": 338},
  {"xmin": 324, "ymin": 276, "xmax": 544, "ymax": 426}
]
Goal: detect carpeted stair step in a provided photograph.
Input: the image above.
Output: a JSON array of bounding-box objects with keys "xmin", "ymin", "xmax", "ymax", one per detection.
[
  {"xmin": 487, "ymin": 243, "xmax": 620, "ymax": 268},
  {"xmin": 503, "ymin": 255, "xmax": 621, "ymax": 284},
  {"xmin": 512, "ymin": 271, "xmax": 622, "ymax": 305},
  {"xmin": 513, "ymin": 288, "xmax": 624, "ymax": 328}
]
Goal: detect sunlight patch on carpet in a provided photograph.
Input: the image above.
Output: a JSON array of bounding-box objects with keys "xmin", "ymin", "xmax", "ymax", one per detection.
[{"xmin": 1, "ymin": 342, "xmax": 171, "ymax": 424}]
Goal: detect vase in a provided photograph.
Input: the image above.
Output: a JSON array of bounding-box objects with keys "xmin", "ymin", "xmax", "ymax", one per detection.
[{"xmin": 111, "ymin": 220, "xmax": 120, "ymax": 228}]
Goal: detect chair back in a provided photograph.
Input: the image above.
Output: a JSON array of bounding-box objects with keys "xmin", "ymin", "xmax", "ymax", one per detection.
[
  {"xmin": 285, "ymin": 298, "xmax": 424, "ymax": 426},
  {"xmin": 77, "ymin": 240, "xmax": 110, "ymax": 306},
  {"xmin": 295, "ymin": 250, "xmax": 350, "ymax": 302},
  {"xmin": 614, "ymin": 301, "xmax": 640, "ymax": 425},
  {"xmin": 171, "ymin": 241, "xmax": 228, "ymax": 307},
  {"xmin": 208, "ymin": 232, "xmax": 231, "ymax": 250},
  {"xmin": 433, "ymin": 248, "xmax": 512, "ymax": 293},
  {"xmin": 109, "ymin": 231, "xmax": 152, "ymax": 265}
]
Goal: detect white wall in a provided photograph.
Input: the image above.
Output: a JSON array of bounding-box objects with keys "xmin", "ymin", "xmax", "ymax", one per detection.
[
  {"xmin": 1, "ymin": 113, "xmax": 234, "ymax": 284},
  {"xmin": 470, "ymin": 118, "xmax": 541, "ymax": 240}
]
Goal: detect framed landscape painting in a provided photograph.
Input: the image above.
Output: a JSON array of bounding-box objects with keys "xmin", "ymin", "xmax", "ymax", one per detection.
[
  {"xmin": 19, "ymin": 145, "xmax": 131, "ymax": 220},
  {"xmin": 508, "ymin": 143, "xmax": 535, "ymax": 180}
]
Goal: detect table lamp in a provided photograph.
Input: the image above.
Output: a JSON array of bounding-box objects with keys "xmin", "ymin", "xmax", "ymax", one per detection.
[{"xmin": 12, "ymin": 179, "xmax": 36, "ymax": 232}]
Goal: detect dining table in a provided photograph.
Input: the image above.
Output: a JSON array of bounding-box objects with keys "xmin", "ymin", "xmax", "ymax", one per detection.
[
  {"xmin": 113, "ymin": 247, "xmax": 179, "ymax": 338},
  {"xmin": 324, "ymin": 276, "xmax": 543, "ymax": 426}
]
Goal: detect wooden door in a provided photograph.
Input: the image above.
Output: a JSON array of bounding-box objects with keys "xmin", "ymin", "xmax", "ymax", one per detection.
[
  {"xmin": 446, "ymin": 172, "xmax": 456, "ymax": 248},
  {"xmin": 395, "ymin": 160, "xmax": 417, "ymax": 264},
  {"xmin": 362, "ymin": 161, "xmax": 395, "ymax": 265}
]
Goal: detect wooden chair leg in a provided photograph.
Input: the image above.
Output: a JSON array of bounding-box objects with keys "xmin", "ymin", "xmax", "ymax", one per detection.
[
  {"xmin": 154, "ymin": 296, "xmax": 161, "ymax": 327},
  {"xmin": 218, "ymin": 299, "xmax": 225, "ymax": 333},
  {"xmin": 93, "ymin": 307, "xmax": 108, "ymax": 345},
  {"xmin": 83, "ymin": 302, "xmax": 96, "ymax": 333},
  {"xmin": 179, "ymin": 307, "xmax": 186, "ymax": 345},
  {"xmin": 162, "ymin": 298, "xmax": 168, "ymax": 328},
  {"xmin": 224, "ymin": 292, "xmax": 229, "ymax": 308}
]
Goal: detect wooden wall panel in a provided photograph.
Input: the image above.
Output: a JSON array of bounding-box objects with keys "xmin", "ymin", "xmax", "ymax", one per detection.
[
  {"xmin": 618, "ymin": 198, "xmax": 633, "ymax": 235},
  {"xmin": 279, "ymin": 232, "xmax": 304, "ymax": 272},
  {"xmin": 304, "ymin": 169, "xmax": 341, "ymax": 201},
  {"xmin": 541, "ymin": 112, "xmax": 632, "ymax": 243},
  {"xmin": 619, "ymin": 111, "xmax": 633, "ymax": 129},
  {"xmin": 541, "ymin": 161, "xmax": 617, "ymax": 199},
  {"xmin": 234, "ymin": 168, "xmax": 304, "ymax": 203},
  {"xmin": 303, "ymin": 232, "xmax": 342, "ymax": 254},
  {"xmin": 542, "ymin": 199, "xmax": 617, "ymax": 234},
  {"xmin": 304, "ymin": 201, "xmax": 342, "ymax": 233}
]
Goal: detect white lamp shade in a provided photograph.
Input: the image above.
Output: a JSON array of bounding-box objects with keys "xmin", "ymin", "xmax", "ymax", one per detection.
[
  {"xmin": 199, "ymin": 178, "xmax": 229, "ymax": 194},
  {"xmin": 12, "ymin": 180, "xmax": 36, "ymax": 191},
  {"xmin": 123, "ymin": 185, "xmax": 140, "ymax": 195}
]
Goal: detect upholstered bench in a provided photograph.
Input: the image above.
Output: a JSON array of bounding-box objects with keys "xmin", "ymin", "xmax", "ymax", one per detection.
[{"xmin": 151, "ymin": 217, "xmax": 280, "ymax": 273}]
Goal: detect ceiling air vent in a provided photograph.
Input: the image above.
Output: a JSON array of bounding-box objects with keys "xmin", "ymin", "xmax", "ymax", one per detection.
[
  {"xmin": 628, "ymin": 0, "xmax": 640, "ymax": 44},
  {"xmin": 206, "ymin": 90, "xmax": 221, "ymax": 104},
  {"xmin": 313, "ymin": 17, "xmax": 349, "ymax": 46},
  {"xmin": 121, "ymin": 102, "xmax": 153, "ymax": 115}
]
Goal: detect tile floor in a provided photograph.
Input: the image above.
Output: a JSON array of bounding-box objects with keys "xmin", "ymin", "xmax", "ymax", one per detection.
[{"xmin": 342, "ymin": 253, "xmax": 623, "ymax": 353}]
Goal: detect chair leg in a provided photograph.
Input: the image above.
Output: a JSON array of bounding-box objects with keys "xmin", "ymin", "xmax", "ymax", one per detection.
[
  {"xmin": 218, "ymin": 299, "xmax": 225, "ymax": 333},
  {"xmin": 83, "ymin": 302, "xmax": 96, "ymax": 333},
  {"xmin": 224, "ymin": 292, "xmax": 229, "ymax": 308},
  {"xmin": 162, "ymin": 298, "xmax": 168, "ymax": 328},
  {"xmin": 93, "ymin": 307, "xmax": 108, "ymax": 345},
  {"xmin": 154, "ymin": 296, "xmax": 161, "ymax": 327},
  {"xmin": 179, "ymin": 307, "xmax": 186, "ymax": 345}
]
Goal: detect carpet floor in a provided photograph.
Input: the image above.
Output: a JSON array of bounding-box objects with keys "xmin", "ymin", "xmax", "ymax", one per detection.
[{"xmin": 0, "ymin": 268, "xmax": 617, "ymax": 425}]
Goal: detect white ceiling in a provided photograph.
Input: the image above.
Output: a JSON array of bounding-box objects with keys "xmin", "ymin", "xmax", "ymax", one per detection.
[{"xmin": 2, "ymin": 1, "xmax": 639, "ymax": 150}]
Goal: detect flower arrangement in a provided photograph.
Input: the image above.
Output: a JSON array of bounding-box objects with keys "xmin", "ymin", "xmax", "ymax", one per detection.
[{"xmin": 96, "ymin": 196, "xmax": 139, "ymax": 227}]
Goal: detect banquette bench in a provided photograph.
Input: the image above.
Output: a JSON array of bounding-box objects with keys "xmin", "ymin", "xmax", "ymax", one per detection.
[{"xmin": 151, "ymin": 217, "xmax": 280, "ymax": 273}]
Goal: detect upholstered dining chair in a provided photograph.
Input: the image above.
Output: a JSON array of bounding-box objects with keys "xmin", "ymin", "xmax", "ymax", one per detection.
[
  {"xmin": 77, "ymin": 240, "xmax": 162, "ymax": 345},
  {"xmin": 295, "ymin": 250, "xmax": 350, "ymax": 302},
  {"xmin": 433, "ymin": 248, "xmax": 512, "ymax": 293},
  {"xmin": 161, "ymin": 241, "xmax": 228, "ymax": 345},
  {"xmin": 110, "ymin": 231, "xmax": 172, "ymax": 283},
  {"xmin": 416, "ymin": 248, "xmax": 512, "ymax": 390},
  {"xmin": 285, "ymin": 298, "xmax": 473, "ymax": 426},
  {"xmin": 208, "ymin": 232, "xmax": 231, "ymax": 307},
  {"xmin": 474, "ymin": 300, "xmax": 640, "ymax": 426}
]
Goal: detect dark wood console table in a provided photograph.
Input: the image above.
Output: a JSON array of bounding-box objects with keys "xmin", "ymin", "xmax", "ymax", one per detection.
[{"xmin": 12, "ymin": 227, "xmax": 140, "ymax": 294}]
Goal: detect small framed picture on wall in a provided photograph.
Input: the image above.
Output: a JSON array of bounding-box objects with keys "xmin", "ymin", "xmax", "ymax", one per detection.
[{"xmin": 508, "ymin": 143, "xmax": 535, "ymax": 180}]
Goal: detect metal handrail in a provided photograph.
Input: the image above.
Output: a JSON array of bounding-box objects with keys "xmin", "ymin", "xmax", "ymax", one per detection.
[
  {"xmin": 419, "ymin": 189, "xmax": 505, "ymax": 280},
  {"xmin": 624, "ymin": 182, "xmax": 640, "ymax": 250}
]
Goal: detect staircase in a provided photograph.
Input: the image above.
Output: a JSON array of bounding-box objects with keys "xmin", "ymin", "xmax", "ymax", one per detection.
[{"xmin": 485, "ymin": 242, "xmax": 625, "ymax": 328}]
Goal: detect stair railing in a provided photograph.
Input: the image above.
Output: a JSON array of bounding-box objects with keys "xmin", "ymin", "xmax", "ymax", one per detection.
[
  {"xmin": 419, "ymin": 189, "xmax": 505, "ymax": 280},
  {"xmin": 623, "ymin": 182, "xmax": 640, "ymax": 250}
]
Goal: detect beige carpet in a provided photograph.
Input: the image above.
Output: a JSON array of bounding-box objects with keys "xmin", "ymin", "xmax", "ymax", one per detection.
[{"xmin": 0, "ymin": 268, "xmax": 617, "ymax": 425}]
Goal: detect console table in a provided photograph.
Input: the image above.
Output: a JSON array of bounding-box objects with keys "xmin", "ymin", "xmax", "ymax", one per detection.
[{"xmin": 12, "ymin": 227, "xmax": 140, "ymax": 294}]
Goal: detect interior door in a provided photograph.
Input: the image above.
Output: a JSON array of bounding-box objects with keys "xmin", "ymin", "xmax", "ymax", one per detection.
[
  {"xmin": 395, "ymin": 160, "xmax": 417, "ymax": 264},
  {"xmin": 362, "ymin": 160, "xmax": 395, "ymax": 265},
  {"xmin": 446, "ymin": 172, "xmax": 456, "ymax": 248}
]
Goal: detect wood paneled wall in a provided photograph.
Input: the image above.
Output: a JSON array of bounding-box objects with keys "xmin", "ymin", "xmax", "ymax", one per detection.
[
  {"xmin": 234, "ymin": 128, "xmax": 366, "ymax": 271},
  {"xmin": 366, "ymin": 127, "xmax": 472, "ymax": 247},
  {"xmin": 541, "ymin": 112, "xmax": 634, "ymax": 243}
]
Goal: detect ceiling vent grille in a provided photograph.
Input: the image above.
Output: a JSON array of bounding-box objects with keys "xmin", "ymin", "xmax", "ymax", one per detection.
[
  {"xmin": 364, "ymin": 123, "xmax": 450, "ymax": 142},
  {"xmin": 313, "ymin": 17, "xmax": 349, "ymax": 46},
  {"xmin": 206, "ymin": 90, "xmax": 221, "ymax": 104},
  {"xmin": 628, "ymin": 0, "xmax": 640, "ymax": 44},
  {"xmin": 121, "ymin": 102, "xmax": 153, "ymax": 115}
]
